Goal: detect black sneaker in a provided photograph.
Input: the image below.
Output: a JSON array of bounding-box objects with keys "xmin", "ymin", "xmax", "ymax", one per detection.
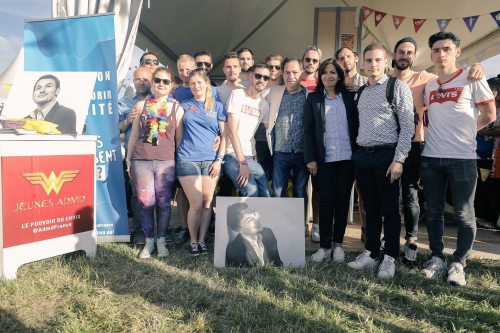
[
  {"xmin": 403, "ymin": 243, "xmax": 418, "ymax": 266},
  {"xmin": 198, "ymin": 241, "xmax": 209, "ymax": 255},
  {"xmin": 189, "ymin": 242, "xmax": 200, "ymax": 256},
  {"xmin": 174, "ymin": 228, "xmax": 189, "ymax": 245}
]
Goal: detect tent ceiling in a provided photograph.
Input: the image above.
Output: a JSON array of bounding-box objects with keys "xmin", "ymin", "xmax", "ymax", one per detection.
[{"xmin": 137, "ymin": 0, "xmax": 500, "ymax": 77}]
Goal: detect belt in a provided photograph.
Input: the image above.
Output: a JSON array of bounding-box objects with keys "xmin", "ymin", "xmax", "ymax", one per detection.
[{"xmin": 359, "ymin": 143, "xmax": 397, "ymax": 152}]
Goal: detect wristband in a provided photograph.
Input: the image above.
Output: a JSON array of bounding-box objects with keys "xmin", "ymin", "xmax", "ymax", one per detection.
[
  {"xmin": 216, "ymin": 154, "xmax": 224, "ymax": 162},
  {"xmin": 126, "ymin": 158, "xmax": 132, "ymax": 162},
  {"xmin": 238, "ymin": 160, "xmax": 248, "ymax": 166}
]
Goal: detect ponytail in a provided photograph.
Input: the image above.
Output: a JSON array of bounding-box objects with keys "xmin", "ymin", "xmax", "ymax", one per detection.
[{"xmin": 205, "ymin": 85, "xmax": 214, "ymax": 111}]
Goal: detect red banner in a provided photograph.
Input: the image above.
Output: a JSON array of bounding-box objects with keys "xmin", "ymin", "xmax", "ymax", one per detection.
[
  {"xmin": 413, "ymin": 18, "xmax": 426, "ymax": 33},
  {"xmin": 362, "ymin": 6, "xmax": 375, "ymax": 22},
  {"xmin": 392, "ymin": 15, "xmax": 405, "ymax": 30},
  {"xmin": 2, "ymin": 155, "xmax": 94, "ymax": 248},
  {"xmin": 374, "ymin": 11, "xmax": 387, "ymax": 27}
]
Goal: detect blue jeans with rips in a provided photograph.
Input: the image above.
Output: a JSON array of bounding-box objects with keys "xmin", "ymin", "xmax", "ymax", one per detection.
[
  {"xmin": 420, "ymin": 157, "xmax": 477, "ymax": 267},
  {"xmin": 223, "ymin": 154, "xmax": 270, "ymax": 197}
]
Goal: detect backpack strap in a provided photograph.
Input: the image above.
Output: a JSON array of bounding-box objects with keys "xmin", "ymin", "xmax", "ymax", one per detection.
[
  {"xmin": 354, "ymin": 84, "xmax": 367, "ymax": 108},
  {"xmin": 386, "ymin": 76, "xmax": 397, "ymax": 111}
]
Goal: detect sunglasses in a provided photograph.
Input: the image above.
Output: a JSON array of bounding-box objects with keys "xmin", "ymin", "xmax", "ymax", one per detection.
[
  {"xmin": 153, "ymin": 77, "xmax": 171, "ymax": 85},
  {"xmin": 433, "ymin": 84, "xmax": 443, "ymax": 99},
  {"xmin": 143, "ymin": 59, "xmax": 159, "ymax": 66},
  {"xmin": 305, "ymin": 57, "xmax": 319, "ymax": 64},
  {"xmin": 196, "ymin": 61, "xmax": 212, "ymax": 68},
  {"xmin": 268, "ymin": 65, "xmax": 281, "ymax": 70},
  {"xmin": 254, "ymin": 73, "xmax": 270, "ymax": 81}
]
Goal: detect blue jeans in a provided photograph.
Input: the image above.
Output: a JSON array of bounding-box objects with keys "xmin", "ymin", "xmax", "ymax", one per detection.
[
  {"xmin": 223, "ymin": 154, "xmax": 270, "ymax": 197},
  {"xmin": 420, "ymin": 157, "xmax": 477, "ymax": 266},
  {"xmin": 353, "ymin": 147, "xmax": 401, "ymax": 259},
  {"xmin": 272, "ymin": 152, "xmax": 308, "ymax": 198}
]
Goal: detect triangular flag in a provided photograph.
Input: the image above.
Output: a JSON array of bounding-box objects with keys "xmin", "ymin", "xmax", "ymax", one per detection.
[
  {"xmin": 475, "ymin": 50, "xmax": 486, "ymax": 63},
  {"xmin": 413, "ymin": 19, "xmax": 426, "ymax": 33},
  {"xmin": 362, "ymin": 6, "xmax": 374, "ymax": 22},
  {"xmin": 458, "ymin": 58, "xmax": 469, "ymax": 69},
  {"xmin": 436, "ymin": 19, "xmax": 451, "ymax": 32},
  {"xmin": 490, "ymin": 11, "xmax": 500, "ymax": 27},
  {"xmin": 5, "ymin": 84, "xmax": 12, "ymax": 92},
  {"xmin": 374, "ymin": 11, "xmax": 387, "ymax": 27},
  {"xmin": 362, "ymin": 27, "xmax": 370, "ymax": 40},
  {"xmin": 463, "ymin": 16, "xmax": 479, "ymax": 32},
  {"xmin": 392, "ymin": 15, "xmax": 405, "ymax": 30}
]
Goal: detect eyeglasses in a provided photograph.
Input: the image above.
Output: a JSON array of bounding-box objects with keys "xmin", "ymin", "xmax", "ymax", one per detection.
[
  {"xmin": 254, "ymin": 73, "xmax": 270, "ymax": 81},
  {"xmin": 268, "ymin": 65, "xmax": 281, "ymax": 70},
  {"xmin": 143, "ymin": 59, "xmax": 159, "ymax": 66},
  {"xmin": 196, "ymin": 61, "xmax": 212, "ymax": 68},
  {"xmin": 305, "ymin": 57, "xmax": 319, "ymax": 64},
  {"xmin": 153, "ymin": 77, "xmax": 171, "ymax": 85}
]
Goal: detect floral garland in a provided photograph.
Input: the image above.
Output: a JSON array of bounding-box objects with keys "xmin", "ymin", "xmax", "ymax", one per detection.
[{"xmin": 147, "ymin": 94, "xmax": 172, "ymax": 145}]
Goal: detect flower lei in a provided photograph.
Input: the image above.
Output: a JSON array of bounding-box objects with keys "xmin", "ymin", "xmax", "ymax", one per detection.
[{"xmin": 147, "ymin": 94, "xmax": 172, "ymax": 145}]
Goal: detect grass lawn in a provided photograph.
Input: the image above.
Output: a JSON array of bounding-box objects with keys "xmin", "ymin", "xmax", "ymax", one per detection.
[{"xmin": 1, "ymin": 243, "xmax": 499, "ymax": 332}]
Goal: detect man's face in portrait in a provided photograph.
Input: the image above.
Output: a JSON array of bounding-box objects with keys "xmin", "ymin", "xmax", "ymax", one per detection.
[
  {"xmin": 236, "ymin": 206, "xmax": 263, "ymax": 236},
  {"xmin": 32, "ymin": 78, "xmax": 59, "ymax": 107}
]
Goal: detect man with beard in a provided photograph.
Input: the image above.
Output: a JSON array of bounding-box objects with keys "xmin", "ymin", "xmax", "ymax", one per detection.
[
  {"xmin": 391, "ymin": 37, "xmax": 484, "ymax": 265},
  {"xmin": 223, "ymin": 63, "xmax": 271, "ymax": 197},
  {"xmin": 300, "ymin": 46, "xmax": 321, "ymax": 91},
  {"xmin": 118, "ymin": 66, "xmax": 153, "ymax": 244},
  {"xmin": 237, "ymin": 47, "xmax": 255, "ymax": 88},
  {"xmin": 194, "ymin": 50, "xmax": 217, "ymax": 86},
  {"xmin": 217, "ymin": 52, "xmax": 245, "ymax": 106}
]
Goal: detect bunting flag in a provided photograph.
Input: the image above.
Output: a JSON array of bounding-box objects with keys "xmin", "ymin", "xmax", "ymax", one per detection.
[
  {"xmin": 413, "ymin": 19, "xmax": 426, "ymax": 33},
  {"xmin": 463, "ymin": 16, "xmax": 479, "ymax": 32},
  {"xmin": 491, "ymin": 10, "xmax": 500, "ymax": 27},
  {"xmin": 458, "ymin": 58, "xmax": 469, "ymax": 69},
  {"xmin": 475, "ymin": 49, "xmax": 486, "ymax": 62},
  {"xmin": 374, "ymin": 11, "xmax": 387, "ymax": 27},
  {"xmin": 4, "ymin": 84, "xmax": 12, "ymax": 92},
  {"xmin": 362, "ymin": 27, "xmax": 371, "ymax": 40},
  {"xmin": 392, "ymin": 15, "xmax": 405, "ymax": 30},
  {"xmin": 436, "ymin": 19, "xmax": 451, "ymax": 32},
  {"xmin": 362, "ymin": 6, "xmax": 374, "ymax": 22}
]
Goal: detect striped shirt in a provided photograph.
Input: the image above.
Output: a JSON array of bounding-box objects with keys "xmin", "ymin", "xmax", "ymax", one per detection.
[
  {"xmin": 324, "ymin": 92, "xmax": 352, "ymax": 162},
  {"xmin": 355, "ymin": 75, "xmax": 414, "ymax": 163}
]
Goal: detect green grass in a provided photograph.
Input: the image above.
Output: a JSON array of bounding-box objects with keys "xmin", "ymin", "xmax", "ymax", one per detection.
[{"xmin": 1, "ymin": 243, "xmax": 499, "ymax": 332}]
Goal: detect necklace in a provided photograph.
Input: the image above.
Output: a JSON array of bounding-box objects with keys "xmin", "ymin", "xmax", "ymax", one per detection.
[{"xmin": 146, "ymin": 94, "xmax": 172, "ymax": 145}]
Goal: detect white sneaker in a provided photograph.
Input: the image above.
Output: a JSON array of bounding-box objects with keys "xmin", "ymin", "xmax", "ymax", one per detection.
[
  {"xmin": 348, "ymin": 250, "xmax": 378, "ymax": 269},
  {"xmin": 332, "ymin": 247, "xmax": 345, "ymax": 262},
  {"xmin": 447, "ymin": 262, "xmax": 466, "ymax": 286},
  {"xmin": 311, "ymin": 224, "xmax": 320, "ymax": 243},
  {"xmin": 420, "ymin": 256, "xmax": 447, "ymax": 278},
  {"xmin": 380, "ymin": 239, "xmax": 385, "ymax": 252},
  {"xmin": 139, "ymin": 238, "xmax": 155, "ymax": 259},
  {"xmin": 156, "ymin": 238, "xmax": 169, "ymax": 258},
  {"xmin": 311, "ymin": 248, "xmax": 331, "ymax": 262},
  {"xmin": 378, "ymin": 255, "xmax": 396, "ymax": 278},
  {"xmin": 304, "ymin": 225, "xmax": 309, "ymax": 236}
]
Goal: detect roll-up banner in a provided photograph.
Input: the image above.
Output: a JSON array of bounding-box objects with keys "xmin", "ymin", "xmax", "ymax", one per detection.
[{"xmin": 23, "ymin": 14, "xmax": 129, "ymax": 242}]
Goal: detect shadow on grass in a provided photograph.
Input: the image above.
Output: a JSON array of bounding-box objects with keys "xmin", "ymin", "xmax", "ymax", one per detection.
[{"xmin": 0, "ymin": 307, "xmax": 33, "ymax": 333}]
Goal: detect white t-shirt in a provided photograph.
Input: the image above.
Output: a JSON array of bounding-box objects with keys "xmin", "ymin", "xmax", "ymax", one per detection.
[
  {"xmin": 226, "ymin": 89, "xmax": 270, "ymax": 156},
  {"xmin": 423, "ymin": 69, "xmax": 494, "ymax": 159},
  {"xmin": 216, "ymin": 83, "xmax": 245, "ymax": 107}
]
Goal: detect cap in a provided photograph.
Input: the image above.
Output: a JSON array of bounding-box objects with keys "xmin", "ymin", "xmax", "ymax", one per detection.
[{"xmin": 392, "ymin": 37, "xmax": 417, "ymax": 68}]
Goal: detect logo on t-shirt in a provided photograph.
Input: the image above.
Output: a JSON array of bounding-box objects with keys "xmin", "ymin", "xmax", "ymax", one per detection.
[
  {"xmin": 429, "ymin": 86, "xmax": 464, "ymax": 104},
  {"xmin": 241, "ymin": 105, "xmax": 261, "ymax": 117}
]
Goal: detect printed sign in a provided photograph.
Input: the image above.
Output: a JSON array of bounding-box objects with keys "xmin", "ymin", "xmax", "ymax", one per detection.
[{"xmin": 340, "ymin": 33, "xmax": 355, "ymax": 49}]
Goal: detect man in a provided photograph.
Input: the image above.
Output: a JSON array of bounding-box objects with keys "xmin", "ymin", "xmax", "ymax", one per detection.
[
  {"xmin": 300, "ymin": 46, "xmax": 321, "ymax": 91},
  {"xmin": 254, "ymin": 54, "xmax": 283, "ymax": 179},
  {"xmin": 419, "ymin": 32, "xmax": 496, "ymax": 286},
  {"xmin": 336, "ymin": 47, "xmax": 369, "ymax": 243},
  {"xmin": 216, "ymin": 52, "xmax": 245, "ymax": 106},
  {"xmin": 223, "ymin": 63, "xmax": 271, "ymax": 197},
  {"xmin": 391, "ymin": 37, "xmax": 485, "ymax": 265},
  {"xmin": 266, "ymin": 56, "xmax": 310, "ymax": 234},
  {"xmin": 226, "ymin": 202, "xmax": 282, "ymax": 267},
  {"xmin": 124, "ymin": 52, "xmax": 159, "ymax": 97},
  {"xmin": 28, "ymin": 74, "xmax": 77, "ymax": 134},
  {"xmin": 347, "ymin": 42, "xmax": 414, "ymax": 279},
  {"xmin": 117, "ymin": 67, "xmax": 152, "ymax": 244},
  {"xmin": 194, "ymin": 50, "xmax": 217, "ymax": 86},
  {"xmin": 237, "ymin": 47, "xmax": 254, "ymax": 88}
]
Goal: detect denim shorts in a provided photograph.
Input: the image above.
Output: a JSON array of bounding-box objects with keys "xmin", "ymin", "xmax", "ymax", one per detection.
[{"xmin": 176, "ymin": 160, "xmax": 218, "ymax": 177}]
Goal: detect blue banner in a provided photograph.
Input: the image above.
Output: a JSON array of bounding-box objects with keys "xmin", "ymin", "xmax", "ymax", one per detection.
[
  {"xmin": 24, "ymin": 14, "xmax": 129, "ymax": 241},
  {"xmin": 436, "ymin": 19, "xmax": 451, "ymax": 32}
]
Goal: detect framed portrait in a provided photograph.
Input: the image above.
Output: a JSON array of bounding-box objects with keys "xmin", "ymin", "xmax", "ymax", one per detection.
[{"xmin": 214, "ymin": 197, "xmax": 305, "ymax": 268}]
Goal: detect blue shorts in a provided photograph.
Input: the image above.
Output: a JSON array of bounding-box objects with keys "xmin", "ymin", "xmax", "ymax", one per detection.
[{"xmin": 176, "ymin": 160, "xmax": 219, "ymax": 177}]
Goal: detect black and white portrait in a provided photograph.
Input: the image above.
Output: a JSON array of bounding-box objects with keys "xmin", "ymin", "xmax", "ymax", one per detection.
[{"xmin": 214, "ymin": 197, "xmax": 305, "ymax": 268}]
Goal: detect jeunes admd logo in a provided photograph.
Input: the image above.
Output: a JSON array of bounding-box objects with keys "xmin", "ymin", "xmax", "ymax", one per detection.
[{"xmin": 21, "ymin": 170, "xmax": 80, "ymax": 195}]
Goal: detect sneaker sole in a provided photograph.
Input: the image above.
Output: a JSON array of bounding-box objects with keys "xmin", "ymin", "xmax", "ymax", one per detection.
[
  {"xmin": 157, "ymin": 253, "xmax": 169, "ymax": 258},
  {"xmin": 332, "ymin": 257, "xmax": 345, "ymax": 262},
  {"xmin": 311, "ymin": 237, "xmax": 320, "ymax": 243},
  {"xmin": 447, "ymin": 280, "xmax": 466, "ymax": 286},
  {"xmin": 189, "ymin": 253, "xmax": 200, "ymax": 257},
  {"xmin": 419, "ymin": 270, "xmax": 447, "ymax": 278},
  {"xmin": 347, "ymin": 263, "xmax": 378, "ymax": 269}
]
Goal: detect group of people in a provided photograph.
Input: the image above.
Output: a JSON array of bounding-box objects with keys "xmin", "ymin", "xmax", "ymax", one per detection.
[{"xmin": 118, "ymin": 30, "xmax": 499, "ymax": 286}]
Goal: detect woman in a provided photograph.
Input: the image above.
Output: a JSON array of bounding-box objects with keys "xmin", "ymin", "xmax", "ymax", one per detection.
[
  {"xmin": 176, "ymin": 69, "xmax": 226, "ymax": 256},
  {"xmin": 126, "ymin": 66, "xmax": 183, "ymax": 258},
  {"xmin": 303, "ymin": 58, "xmax": 358, "ymax": 263}
]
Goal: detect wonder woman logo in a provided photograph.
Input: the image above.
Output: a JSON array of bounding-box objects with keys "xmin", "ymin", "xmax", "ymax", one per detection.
[{"xmin": 21, "ymin": 170, "xmax": 80, "ymax": 195}]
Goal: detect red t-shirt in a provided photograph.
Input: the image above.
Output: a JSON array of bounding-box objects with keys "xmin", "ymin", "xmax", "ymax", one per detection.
[{"xmin": 300, "ymin": 78, "xmax": 318, "ymax": 91}]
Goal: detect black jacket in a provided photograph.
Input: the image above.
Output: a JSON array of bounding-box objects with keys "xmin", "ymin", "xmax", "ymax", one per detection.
[
  {"xmin": 27, "ymin": 102, "xmax": 77, "ymax": 134},
  {"xmin": 226, "ymin": 227, "xmax": 282, "ymax": 267},
  {"xmin": 303, "ymin": 91, "xmax": 358, "ymax": 168}
]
